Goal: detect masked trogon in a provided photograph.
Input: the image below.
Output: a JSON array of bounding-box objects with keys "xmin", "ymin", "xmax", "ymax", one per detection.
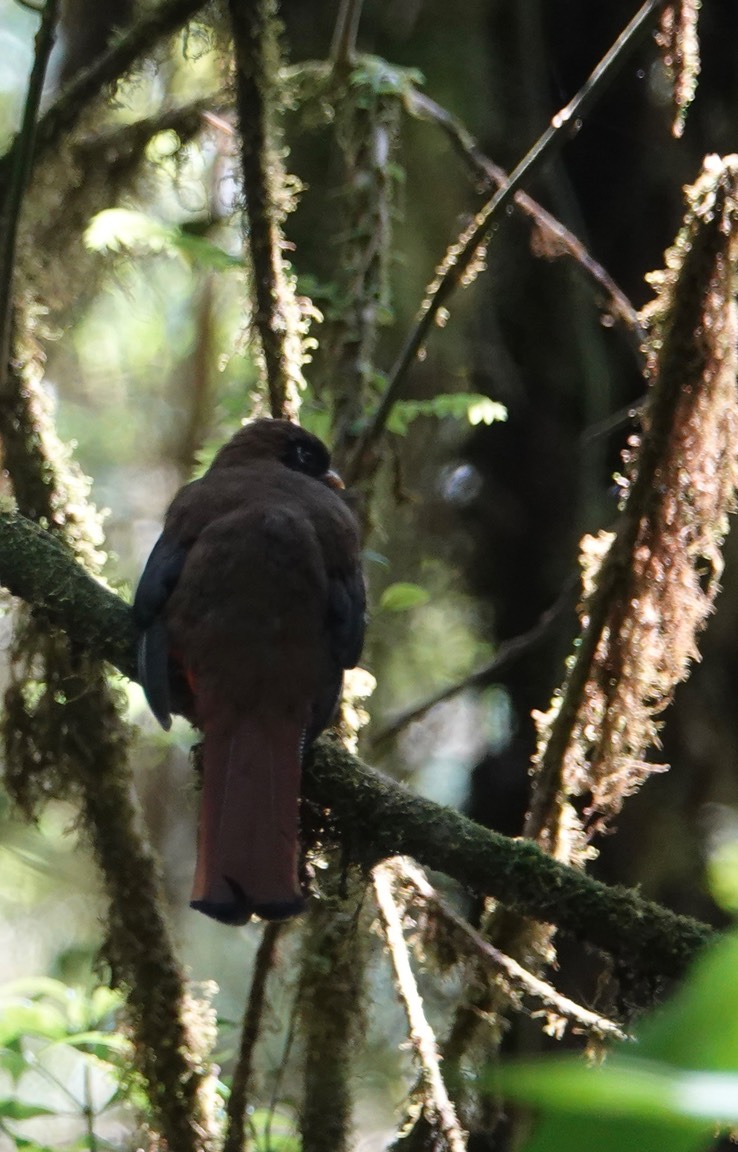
[{"xmin": 133, "ymin": 419, "xmax": 365, "ymax": 925}]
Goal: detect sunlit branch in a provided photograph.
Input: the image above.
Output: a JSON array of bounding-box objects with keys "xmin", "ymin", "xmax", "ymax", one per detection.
[
  {"xmin": 373, "ymin": 863, "xmax": 467, "ymax": 1152},
  {"xmin": 399, "ymin": 859, "xmax": 627, "ymax": 1043},
  {"xmin": 525, "ymin": 159, "xmax": 738, "ymax": 848}
]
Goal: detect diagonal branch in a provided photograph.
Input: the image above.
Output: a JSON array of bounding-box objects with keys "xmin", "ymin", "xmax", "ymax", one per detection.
[
  {"xmin": 223, "ymin": 922, "xmax": 285, "ymax": 1152},
  {"xmin": 399, "ymin": 859, "xmax": 627, "ymax": 1043},
  {"xmin": 346, "ymin": 0, "xmax": 667, "ymax": 483},
  {"xmin": 406, "ymin": 89, "xmax": 644, "ymax": 355},
  {"xmin": 371, "ymin": 577, "xmax": 576, "ymax": 748}
]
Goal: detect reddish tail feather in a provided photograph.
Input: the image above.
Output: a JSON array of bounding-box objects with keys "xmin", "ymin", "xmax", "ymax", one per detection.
[{"xmin": 190, "ymin": 714, "xmax": 306, "ymax": 924}]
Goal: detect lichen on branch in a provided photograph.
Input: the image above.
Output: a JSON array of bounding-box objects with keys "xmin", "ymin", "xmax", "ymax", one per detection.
[{"xmin": 528, "ymin": 154, "xmax": 738, "ymax": 855}]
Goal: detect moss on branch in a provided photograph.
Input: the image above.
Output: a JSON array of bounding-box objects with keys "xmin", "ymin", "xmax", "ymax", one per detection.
[
  {"xmin": 304, "ymin": 737, "xmax": 711, "ymax": 984},
  {"xmin": 0, "ymin": 511, "xmax": 137, "ymax": 678},
  {"xmin": 0, "ymin": 509, "xmax": 714, "ymax": 986}
]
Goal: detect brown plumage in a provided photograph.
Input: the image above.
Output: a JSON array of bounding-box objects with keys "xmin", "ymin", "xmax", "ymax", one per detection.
[{"xmin": 133, "ymin": 419, "xmax": 365, "ymax": 925}]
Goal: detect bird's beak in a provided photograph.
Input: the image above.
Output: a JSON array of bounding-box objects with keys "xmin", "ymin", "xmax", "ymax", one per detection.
[{"xmin": 322, "ymin": 470, "xmax": 345, "ymax": 491}]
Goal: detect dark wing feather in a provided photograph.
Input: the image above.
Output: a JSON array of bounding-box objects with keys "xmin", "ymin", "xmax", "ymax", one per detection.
[
  {"xmin": 307, "ymin": 566, "xmax": 366, "ymax": 748},
  {"xmin": 327, "ymin": 567, "xmax": 366, "ymax": 671},
  {"xmin": 133, "ymin": 535, "xmax": 188, "ymax": 730}
]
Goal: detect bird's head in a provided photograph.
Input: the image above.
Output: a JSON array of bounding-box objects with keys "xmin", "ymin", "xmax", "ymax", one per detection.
[{"xmin": 211, "ymin": 418, "xmax": 345, "ymax": 489}]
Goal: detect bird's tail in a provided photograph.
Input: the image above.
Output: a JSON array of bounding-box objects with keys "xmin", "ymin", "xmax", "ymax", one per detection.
[{"xmin": 190, "ymin": 714, "xmax": 306, "ymax": 924}]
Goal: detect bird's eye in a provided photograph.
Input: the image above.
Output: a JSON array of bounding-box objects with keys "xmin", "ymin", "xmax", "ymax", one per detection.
[
  {"xmin": 295, "ymin": 444, "xmax": 317, "ymax": 471},
  {"xmin": 285, "ymin": 436, "xmax": 330, "ymax": 478}
]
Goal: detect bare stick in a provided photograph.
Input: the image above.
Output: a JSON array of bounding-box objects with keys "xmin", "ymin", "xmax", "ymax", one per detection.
[
  {"xmin": 371, "ymin": 577, "xmax": 576, "ymax": 748},
  {"xmin": 373, "ymin": 863, "xmax": 467, "ymax": 1152},
  {"xmin": 400, "ymin": 859, "xmax": 626, "ymax": 1042},
  {"xmin": 346, "ymin": 0, "xmax": 667, "ymax": 482},
  {"xmin": 330, "ymin": 0, "xmax": 364, "ymax": 67},
  {"xmin": 0, "ymin": 0, "xmax": 59, "ymax": 392},
  {"xmin": 224, "ymin": 923, "xmax": 284, "ymax": 1152}
]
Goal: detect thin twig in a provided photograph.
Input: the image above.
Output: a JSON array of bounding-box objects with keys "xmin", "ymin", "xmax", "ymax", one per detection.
[
  {"xmin": 407, "ymin": 89, "xmax": 645, "ymax": 356},
  {"xmin": 0, "ymin": 0, "xmax": 59, "ymax": 394},
  {"xmin": 330, "ymin": 0, "xmax": 364, "ymax": 68},
  {"xmin": 373, "ymin": 863, "xmax": 467, "ymax": 1152},
  {"xmin": 399, "ymin": 859, "xmax": 627, "ymax": 1043},
  {"xmin": 224, "ymin": 923, "xmax": 284, "ymax": 1152},
  {"xmin": 83, "ymin": 1063, "xmax": 98, "ymax": 1152},
  {"xmin": 371, "ymin": 577, "xmax": 577, "ymax": 748},
  {"xmin": 345, "ymin": 0, "xmax": 667, "ymax": 483},
  {"xmin": 580, "ymin": 398, "xmax": 644, "ymax": 446},
  {"xmin": 264, "ymin": 994, "xmax": 298, "ymax": 1150}
]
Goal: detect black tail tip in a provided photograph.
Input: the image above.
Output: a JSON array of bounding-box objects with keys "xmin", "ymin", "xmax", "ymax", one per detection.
[{"xmin": 191, "ymin": 879, "xmax": 306, "ymax": 926}]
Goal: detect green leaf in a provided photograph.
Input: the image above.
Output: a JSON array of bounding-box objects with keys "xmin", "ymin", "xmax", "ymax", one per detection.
[
  {"xmin": 386, "ymin": 394, "xmax": 506, "ymax": 436},
  {"xmin": 0, "ymin": 1002, "xmax": 68, "ymax": 1045},
  {"xmin": 88, "ymin": 986, "xmax": 124, "ymax": 1026},
  {"xmin": 0, "ymin": 978, "xmax": 70, "ymax": 1004},
  {"xmin": 497, "ymin": 1057, "xmax": 738, "ymax": 1124},
  {"xmin": 50, "ymin": 1030, "xmax": 130, "ymax": 1057},
  {"xmin": 499, "ymin": 929, "xmax": 738, "ymax": 1152},
  {"xmin": 0, "ymin": 1045, "xmax": 28, "ymax": 1083},
  {"xmin": 379, "ymin": 583, "xmax": 430, "ymax": 612},
  {"xmin": 349, "ymin": 55, "xmax": 424, "ymax": 99},
  {"xmin": 84, "ymin": 209, "xmax": 242, "ymax": 271},
  {"xmin": 0, "ymin": 1099, "xmax": 58, "ymax": 1120}
]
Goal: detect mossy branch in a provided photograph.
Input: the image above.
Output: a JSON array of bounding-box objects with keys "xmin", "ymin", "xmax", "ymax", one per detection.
[
  {"xmin": 0, "ymin": 511, "xmax": 138, "ymax": 675},
  {"xmin": 0, "ymin": 508, "xmax": 713, "ymax": 990},
  {"xmin": 226, "ymin": 0, "xmax": 302, "ymax": 419},
  {"xmin": 526, "ymin": 157, "xmax": 738, "ymax": 848},
  {"xmin": 298, "ymin": 868, "xmax": 368, "ymax": 1152}
]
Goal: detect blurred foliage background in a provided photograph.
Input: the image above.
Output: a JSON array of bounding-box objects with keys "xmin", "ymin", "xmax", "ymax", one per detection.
[{"xmin": 1, "ymin": 0, "xmax": 738, "ymax": 1149}]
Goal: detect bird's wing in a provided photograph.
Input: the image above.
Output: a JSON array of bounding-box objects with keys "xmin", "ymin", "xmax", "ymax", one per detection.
[
  {"xmin": 307, "ymin": 565, "xmax": 366, "ymax": 744},
  {"xmin": 327, "ymin": 566, "xmax": 366, "ymax": 671},
  {"xmin": 133, "ymin": 533, "xmax": 188, "ymax": 730}
]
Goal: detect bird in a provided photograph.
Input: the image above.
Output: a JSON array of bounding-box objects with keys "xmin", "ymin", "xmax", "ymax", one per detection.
[{"xmin": 133, "ymin": 418, "xmax": 365, "ymax": 925}]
